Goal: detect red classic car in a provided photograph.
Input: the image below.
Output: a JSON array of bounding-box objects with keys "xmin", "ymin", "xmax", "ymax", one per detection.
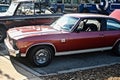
[{"xmin": 5, "ymin": 10, "xmax": 120, "ymax": 67}]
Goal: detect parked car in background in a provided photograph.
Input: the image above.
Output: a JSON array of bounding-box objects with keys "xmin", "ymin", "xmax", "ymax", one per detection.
[
  {"xmin": 5, "ymin": 10, "xmax": 120, "ymax": 67},
  {"xmin": 109, "ymin": 9, "xmax": 120, "ymax": 21},
  {"xmin": 0, "ymin": 4, "xmax": 9, "ymax": 12},
  {"xmin": 0, "ymin": 0, "xmax": 62, "ymax": 42}
]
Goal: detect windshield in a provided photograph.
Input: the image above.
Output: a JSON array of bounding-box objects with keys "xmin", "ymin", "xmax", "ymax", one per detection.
[{"xmin": 50, "ymin": 16, "xmax": 79, "ymax": 31}]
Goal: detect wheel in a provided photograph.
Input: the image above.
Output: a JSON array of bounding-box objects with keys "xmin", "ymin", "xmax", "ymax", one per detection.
[
  {"xmin": 28, "ymin": 46, "xmax": 54, "ymax": 67},
  {"xmin": 0, "ymin": 28, "xmax": 6, "ymax": 42},
  {"xmin": 114, "ymin": 42, "xmax": 120, "ymax": 56}
]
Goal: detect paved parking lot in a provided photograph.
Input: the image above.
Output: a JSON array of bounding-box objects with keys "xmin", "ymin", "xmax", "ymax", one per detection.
[
  {"xmin": 17, "ymin": 51, "xmax": 120, "ymax": 75},
  {"xmin": 0, "ymin": 43, "xmax": 41, "ymax": 80},
  {"xmin": 1, "ymin": 42, "xmax": 120, "ymax": 78}
]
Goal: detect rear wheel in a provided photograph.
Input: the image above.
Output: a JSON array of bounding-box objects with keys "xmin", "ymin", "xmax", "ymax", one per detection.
[
  {"xmin": 114, "ymin": 42, "xmax": 120, "ymax": 56},
  {"xmin": 28, "ymin": 46, "xmax": 54, "ymax": 67},
  {"xmin": 0, "ymin": 28, "xmax": 6, "ymax": 42}
]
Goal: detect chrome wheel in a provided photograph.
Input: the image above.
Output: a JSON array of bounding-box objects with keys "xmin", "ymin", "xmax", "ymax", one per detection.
[
  {"xmin": 35, "ymin": 49, "xmax": 49, "ymax": 64},
  {"xmin": 29, "ymin": 46, "xmax": 54, "ymax": 67}
]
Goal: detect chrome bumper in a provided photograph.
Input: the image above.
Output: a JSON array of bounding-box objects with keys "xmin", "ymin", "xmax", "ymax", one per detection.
[{"xmin": 4, "ymin": 38, "xmax": 20, "ymax": 57}]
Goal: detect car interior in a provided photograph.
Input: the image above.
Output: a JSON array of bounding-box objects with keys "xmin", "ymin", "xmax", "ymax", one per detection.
[
  {"xmin": 76, "ymin": 18, "xmax": 101, "ymax": 32},
  {"xmin": 82, "ymin": 23, "xmax": 98, "ymax": 31}
]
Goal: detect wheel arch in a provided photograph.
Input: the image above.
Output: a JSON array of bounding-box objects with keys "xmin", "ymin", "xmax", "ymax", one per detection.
[
  {"xmin": 26, "ymin": 43, "xmax": 56, "ymax": 57},
  {"xmin": 112, "ymin": 39, "xmax": 120, "ymax": 49}
]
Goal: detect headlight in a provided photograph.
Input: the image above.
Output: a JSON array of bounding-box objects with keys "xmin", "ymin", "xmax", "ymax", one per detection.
[
  {"xmin": 8, "ymin": 35, "xmax": 18, "ymax": 50},
  {"xmin": 11, "ymin": 39, "xmax": 18, "ymax": 50}
]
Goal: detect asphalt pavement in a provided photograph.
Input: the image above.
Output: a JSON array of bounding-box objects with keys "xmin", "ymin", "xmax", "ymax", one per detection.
[
  {"xmin": 0, "ymin": 43, "xmax": 41, "ymax": 80},
  {"xmin": 1, "ymin": 42, "xmax": 120, "ymax": 79},
  {"xmin": 13, "ymin": 45, "xmax": 120, "ymax": 76},
  {"xmin": 19, "ymin": 51, "xmax": 120, "ymax": 76}
]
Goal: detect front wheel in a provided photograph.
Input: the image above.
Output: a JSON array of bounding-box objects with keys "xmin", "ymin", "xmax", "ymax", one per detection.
[{"xmin": 28, "ymin": 46, "xmax": 54, "ymax": 67}]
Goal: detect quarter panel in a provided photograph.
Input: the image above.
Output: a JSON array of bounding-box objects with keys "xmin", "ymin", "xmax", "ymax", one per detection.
[{"xmin": 103, "ymin": 31, "xmax": 120, "ymax": 47}]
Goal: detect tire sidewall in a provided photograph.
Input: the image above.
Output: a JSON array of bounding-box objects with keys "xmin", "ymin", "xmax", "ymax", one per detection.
[
  {"xmin": 114, "ymin": 42, "xmax": 120, "ymax": 55},
  {"xmin": 29, "ymin": 46, "xmax": 53, "ymax": 67}
]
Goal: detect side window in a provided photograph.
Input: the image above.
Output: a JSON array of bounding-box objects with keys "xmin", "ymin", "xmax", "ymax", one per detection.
[
  {"xmin": 34, "ymin": 3, "xmax": 52, "ymax": 15},
  {"xmin": 15, "ymin": 2, "xmax": 53, "ymax": 16},
  {"xmin": 15, "ymin": 2, "xmax": 34, "ymax": 16},
  {"xmin": 76, "ymin": 19, "xmax": 101, "ymax": 32},
  {"xmin": 107, "ymin": 19, "xmax": 120, "ymax": 31}
]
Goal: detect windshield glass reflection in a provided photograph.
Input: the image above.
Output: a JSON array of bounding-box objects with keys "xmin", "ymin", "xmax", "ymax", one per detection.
[{"xmin": 50, "ymin": 16, "xmax": 79, "ymax": 31}]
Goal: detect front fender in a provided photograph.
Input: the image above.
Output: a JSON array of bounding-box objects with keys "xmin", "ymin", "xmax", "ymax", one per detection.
[{"xmin": 26, "ymin": 42, "xmax": 56, "ymax": 56}]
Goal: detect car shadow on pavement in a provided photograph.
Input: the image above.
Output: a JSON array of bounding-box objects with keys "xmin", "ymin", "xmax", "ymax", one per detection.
[
  {"xmin": 9, "ymin": 56, "xmax": 42, "ymax": 80},
  {"xmin": 0, "ymin": 43, "xmax": 40, "ymax": 80},
  {"xmin": 11, "ymin": 50, "xmax": 120, "ymax": 76}
]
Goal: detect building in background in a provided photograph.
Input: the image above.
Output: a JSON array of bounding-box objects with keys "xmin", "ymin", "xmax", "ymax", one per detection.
[
  {"xmin": 0, "ymin": 0, "xmax": 11, "ymax": 4},
  {"xmin": 49, "ymin": 0, "xmax": 120, "ymax": 14},
  {"xmin": 0, "ymin": 0, "xmax": 120, "ymax": 14},
  {"xmin": 49, "ymin": 0, "xmax": 100, "ymax": 13}
]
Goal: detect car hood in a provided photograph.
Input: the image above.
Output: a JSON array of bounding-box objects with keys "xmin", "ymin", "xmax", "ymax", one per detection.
[
  {"xmin": 8, "ymin": 25, "xmax": 66, "ymax": 40},
  {"xmin": 109, "ymin": 9, "xmax": 120, "ymax": 21}
]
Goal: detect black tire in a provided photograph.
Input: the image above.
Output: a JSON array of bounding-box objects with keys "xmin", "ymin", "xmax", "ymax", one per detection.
[
  {"xmin": 0, "ymin": 28, "xmax": 6, "ymax": 42},
  {"xmin": 28, "ymin": 46, "xmax": 54, "ymax": 67},
  {"xmin": 114, "ymin": 42, "xmax": 120, "ymax": 56}
]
